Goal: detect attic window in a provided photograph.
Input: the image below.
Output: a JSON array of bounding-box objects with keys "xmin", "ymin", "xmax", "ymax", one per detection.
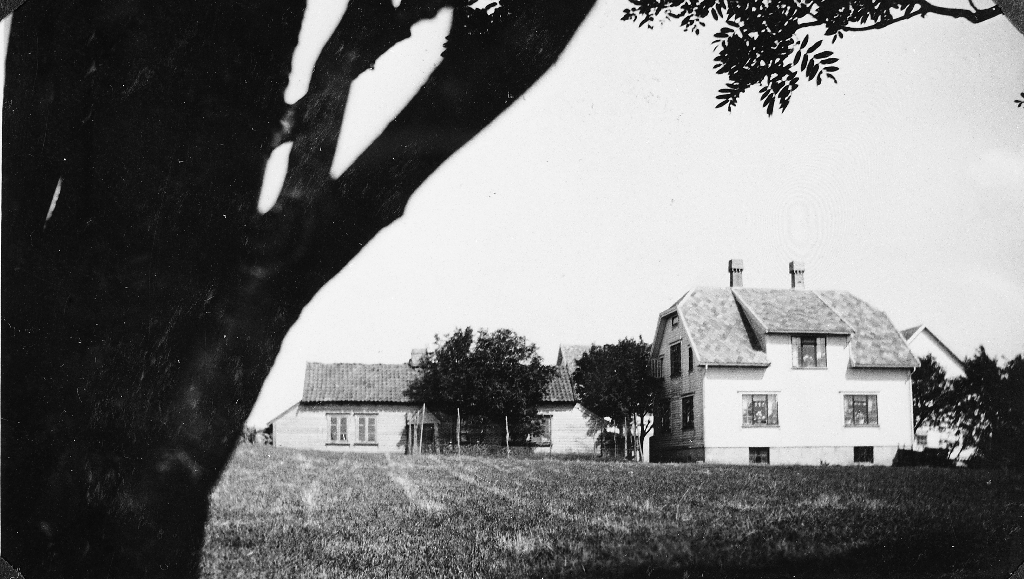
[
  {"xmin": 670, "ymin": 315, "xmax": 679, "ymax": 328},
  {"xmin": 792, "ymin": 336, "xmax": 827, "ymax": 368}
]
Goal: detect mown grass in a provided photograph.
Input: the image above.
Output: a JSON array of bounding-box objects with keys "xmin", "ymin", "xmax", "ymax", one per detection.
[{"xmin": 202, "ymin": 446, "xmax": 1024, "ymax": 578}]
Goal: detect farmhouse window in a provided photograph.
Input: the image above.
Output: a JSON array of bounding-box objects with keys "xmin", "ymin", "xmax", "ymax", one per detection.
[
  {"xmin": 749, "ymin": 447, "xmax": 770, "ymax": 464},
  {"xmin": 844, "ymin": 395, "xmax": 878, "ymax": 426},
  {"xmin": 915, "ymin": 434, "xmax": 928, "ymax": 446},
  {"xmin": 688, "ymin": 347, "xmax": 694, "ymax": 373},
  {"xmin": 671, "ymin": 314, "xmax": 679, "ymax": 328},
  {"xmin": 742, "ymin": 394, "xmax": 778, "ymax": 426},
  {"xmin": 680, "ymin": 396, "xmax": 695, "ymax": 430},
  {"xmin": 327, "ymin": 414, "xmax": 349, "ymax": 444},
  {"xmin": 791, "ymin": 336, "xmax": 827, "ymax": 368},
  {"xmin": 652, "ymin": 356, "xmax": 665, "ymax": 378},
  {"xmin": 356, "ymin": 414, "xmax": 378, "ymax": 444},
  {"xmin": 656, "ymin": 399, "xmax": 671, "ymax": 434},
  {"xmin": 528, "ymin": 416, "xmax": 553, "ymax": 446},
  {"xmin": 670, "ymin": 343, "xmax": 682, "ymax": 377},
  {"xmin": 854, "ymin": 446, "xmax": 874, "ymax": 463}
]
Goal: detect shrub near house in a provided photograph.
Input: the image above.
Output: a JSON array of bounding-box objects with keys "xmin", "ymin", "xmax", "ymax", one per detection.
[{"xmin": 650, "ymin": 260, "xmax": 918, "ymax": 466}]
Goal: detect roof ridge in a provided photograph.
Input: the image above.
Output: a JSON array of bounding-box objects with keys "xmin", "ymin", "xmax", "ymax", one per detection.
[{"xmin": 811, "ymin": 290, "xmax": 856, "ymax": 335}]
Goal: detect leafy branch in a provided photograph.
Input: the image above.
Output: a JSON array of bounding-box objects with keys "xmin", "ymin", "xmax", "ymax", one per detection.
[{"xmin": 624, "ymin": 0, "xmax": 1006, "ymax": 114}]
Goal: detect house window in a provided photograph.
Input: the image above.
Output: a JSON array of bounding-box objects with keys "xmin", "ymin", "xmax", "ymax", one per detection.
[
  {"xmin": 844, "ymin": 395, "xmax": 878, "ymax": 427},
  {"xmin": 356, "ymin": 414, "xmax": 377, "ymax": 444},
  {"xmin": 680, "ymin": 396, "xmax": 695, "ymax": 430},
  {"xmin": 328, "ymin": 414, "xmax": 349, "ymax": 444},
  {"xmin": 652, "ymin": 356, "xmax": 665, "ymax": 378},
  {"xmin": 742, "ymin": 394, "xmax": 778, "ymax": 427},
  {"xmin": 749, "ymin": 447, "xmax": 770, "ymax": 464},
  {"xmin": 671, "ymin": 314, "xmax": 679, "ymax": 328},
  {"xmin": 656, "ymin": 399, "xmax": 671, "ymax": 434},
  {"xmin": 915, "ymin": 434, "xmax": 928, "ymax": 447},
  {"xmin": 688, "ymin": 347, "xmax": 694, "ymax": 373},
  {"xmin": 854, "ymin": 446, "xmax": 874, "ymax": 463},
  {"xmin": 527, "ymin": 416, "xmax": 552, "ymax": 446},
  {"xmin": 670, "ymin": 343, "xmax": 682, "ymax": 377},
  {"xmin": 791, "ymin": 336, "xmax": 827, "ymax": 368}
]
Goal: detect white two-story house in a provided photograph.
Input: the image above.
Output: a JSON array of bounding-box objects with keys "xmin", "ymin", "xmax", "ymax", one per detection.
[{"xmin": 649, "ymin": 260, "xmax": 918, "ymax": 466}]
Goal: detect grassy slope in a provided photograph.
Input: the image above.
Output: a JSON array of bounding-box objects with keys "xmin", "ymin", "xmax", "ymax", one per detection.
[{"xmin": 202, "ymin": 446, "xmax": 1024, "ymax": 578}]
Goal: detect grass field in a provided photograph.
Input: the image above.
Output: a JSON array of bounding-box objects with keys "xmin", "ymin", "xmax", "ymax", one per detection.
[{"xmin": 201, "ymin": 445, "xmax": 1024, "ymax": 578}]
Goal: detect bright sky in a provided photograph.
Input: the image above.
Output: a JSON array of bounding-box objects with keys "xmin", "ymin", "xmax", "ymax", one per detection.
[{"xmin": 183, "ymin": 1, "xmax": 1024, "ymax": 426}]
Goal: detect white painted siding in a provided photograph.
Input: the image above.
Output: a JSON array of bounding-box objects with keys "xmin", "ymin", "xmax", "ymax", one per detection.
[
  {"xmin": 273, "ymin": 402, "xmax": 600, "ymax": 455},
  {"xmin": 535, "ymin": 403, "xmax": 603, "ymax": 455},
  {"xmin": 907, "ymin": 331, "xmax": 965, "ymax": 379},
  {"xmin": 273, "ymin": 403, "xmax": 438, "ymax": 453},
  {"xmin": 701, "ymin": 335, "xmax": 914, "ymax": 465}
]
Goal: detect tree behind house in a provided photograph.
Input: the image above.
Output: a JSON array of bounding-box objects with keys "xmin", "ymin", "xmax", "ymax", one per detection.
[{"xmin": 912, "ymin": 354, "xmax": 953, "ymax": 433}]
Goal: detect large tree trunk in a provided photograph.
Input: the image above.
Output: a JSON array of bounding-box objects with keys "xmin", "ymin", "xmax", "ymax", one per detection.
[{"xmin": 1, "ymin": 0, "xmax": 596, "ymax": 577}]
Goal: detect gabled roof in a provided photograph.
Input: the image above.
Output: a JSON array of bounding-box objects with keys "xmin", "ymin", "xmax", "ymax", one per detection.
[
  {"xmin": 901, "ymin": 325, "xmax": 965, "ymax": 376},
  {"xmin": 732, "ymin": 288, "xmax": 852, "ymax": 335},
  {"xmin": 815, "ymin": 291, "xmax": 918, "ymax": 368},
  {"xmin": 679, "ymin": 288, "xmax": 769, "ymax": 367},
  {"xmin": 301, "ymin": 362, "xmax": 578, "ymax": 404},
  {"xmin": 666, "ymin": 286, "xmax": 916, "ymax": 369},
  {"xmin": 303, "ymin": 363, "xmax": 421, "ymax": 403},
  {"xmin": 556, "ymin": 344, "xmax": 592, "ymax": 372},
  {"xmin": 901, "ymin": 325, "xmax": 923, "ymax": 341},
  {"xmin": 545, "ymin": 366, "xmax": 578, "ymax": 402}
]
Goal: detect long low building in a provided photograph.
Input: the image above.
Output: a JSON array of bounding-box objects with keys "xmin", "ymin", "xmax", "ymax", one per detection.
[{"xmin": 270, "ymin": 357, "xmax": 604, "ymax": 455}]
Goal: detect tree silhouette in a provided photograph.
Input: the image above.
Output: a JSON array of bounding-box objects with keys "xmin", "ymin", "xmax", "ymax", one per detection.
[{"xmin": 2, "ymin": 1, "xmax": 595, "ymax": 576}]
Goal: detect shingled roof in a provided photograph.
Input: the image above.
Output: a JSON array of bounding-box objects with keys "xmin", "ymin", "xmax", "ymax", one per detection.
[
  {"xmin": 816, "ymin": 291, "xmax": 918, "ymax": 368},
  {"xmin": 679, "ymin": 288, "xmax": 770, "ymax": 367},
  {"xmin": 732, "ymin": 288, "xmax": 853, "ymax": 334},
  {"xmin": 302, "ymin": 363, "xmax": 420, "ymax": 403},
  {"xmin": 301, "ymin": 362, "xmax": 578, "ymax": 404},
  {"xmin": 670, "ymin": 287, "xmax": 916, "ymax": 369}
]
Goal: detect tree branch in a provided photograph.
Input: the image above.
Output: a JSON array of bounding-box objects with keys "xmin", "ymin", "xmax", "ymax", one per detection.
[{"xmin": 793, "ymin": 1, "xmax": 1003, "ymax": 33}]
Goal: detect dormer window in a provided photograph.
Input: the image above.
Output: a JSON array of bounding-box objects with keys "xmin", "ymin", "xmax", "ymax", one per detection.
[{"xmin": 792, "ymin": 336, "xmax": 827, "ymax": 368}]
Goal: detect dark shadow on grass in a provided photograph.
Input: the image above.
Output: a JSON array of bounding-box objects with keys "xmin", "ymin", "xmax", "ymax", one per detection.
[{"xmin": 583, "ymin": 530, "xmax": 1024, "ymax": 579}]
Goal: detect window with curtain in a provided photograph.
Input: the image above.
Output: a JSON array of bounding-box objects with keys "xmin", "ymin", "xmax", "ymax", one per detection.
[
  {"xmin": 791, "ymin": 336, "xmax": 827, "ymax": 368},
  {"xmin": 681, "ymin": 396, "xmax": 695, "ymax": 430},
  {"xmin": 844, "ymin": 395, "xmax": 878, "ymax": 426},
  {"xmin": 327, "ymin": 414, "xmax": 349, "ymax": 444},
  {"xmin": 742, "ymin": 394, "xmax": 778, "ymax": 426}
]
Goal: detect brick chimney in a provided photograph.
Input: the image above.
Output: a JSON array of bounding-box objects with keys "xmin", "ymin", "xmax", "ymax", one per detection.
[
  {"xmin": 729, "ymin": 259, "xmax": 744, "ymax": 288},
  {"xmin": 789, "ymin": 261, "xmax": 805, "ymax": 289},
  {"xmin": 409, "ymin": 348, "xmax": 428, "ymax": 367}
]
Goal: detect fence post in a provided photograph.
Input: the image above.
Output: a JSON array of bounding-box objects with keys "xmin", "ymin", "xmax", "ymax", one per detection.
[
  {"xmin": 419, "ymin": 403, "xmax": 425, "ymax": 455},
  {"xmin": 505, "ymin": 416, "xmax": 510, "ymax": 458},
  {"xmin": 457, "ymin": 407, "xmax": 461, "ymax": 455}
]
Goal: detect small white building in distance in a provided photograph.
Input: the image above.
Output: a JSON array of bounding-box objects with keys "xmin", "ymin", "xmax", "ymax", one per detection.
[{"xmin": 649, "ymin": 259, "xmax": 918, "ymax": 466}]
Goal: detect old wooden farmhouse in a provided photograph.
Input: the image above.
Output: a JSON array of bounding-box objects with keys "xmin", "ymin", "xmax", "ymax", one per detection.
[
  {"xmin": 649, "ymin": 259, "xmax": 919, "ymax": 466},
  {"xmin": 270, "ymin": 352, "xmax": 604, "ymax": 454}
]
